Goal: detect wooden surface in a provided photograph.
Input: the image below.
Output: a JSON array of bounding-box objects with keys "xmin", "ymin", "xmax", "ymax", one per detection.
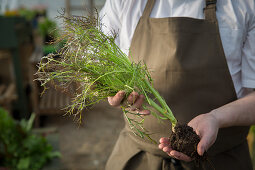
[
  {"xmin": 0, "ymin": 83, "xmax": 17, "ymax": 112},
  {"xmin": 39, "ymin": 88, "xmax": 71, "ymax": 114}
]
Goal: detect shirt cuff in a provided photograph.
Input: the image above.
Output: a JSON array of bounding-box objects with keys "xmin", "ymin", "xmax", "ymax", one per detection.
[{"xmin": 242, "ymin": 79, "xmax": 255, "ymax": 89}]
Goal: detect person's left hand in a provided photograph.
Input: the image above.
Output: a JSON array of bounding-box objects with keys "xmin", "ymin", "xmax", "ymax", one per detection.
[{"xmin": 158, "ymin": 113, "xmax": 220, "ymax": 162}]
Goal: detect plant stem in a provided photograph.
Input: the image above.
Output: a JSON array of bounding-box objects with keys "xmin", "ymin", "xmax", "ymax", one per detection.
[{"xmin": 143, "ymin": 79, "xmax": 177, "ymax": 130}]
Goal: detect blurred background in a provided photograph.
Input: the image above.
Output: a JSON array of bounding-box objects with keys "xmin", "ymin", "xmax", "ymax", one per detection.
[
  {"xmin": 0, "ymin": 0, "xmax": 125, "ymax": 170},
  {"xmin": 0, "ymin": 0, "xmax": 254, "ymax": 170}
]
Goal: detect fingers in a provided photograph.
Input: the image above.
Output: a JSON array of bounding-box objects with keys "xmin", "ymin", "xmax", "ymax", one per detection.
[
  {"xmin": 108, "ymin": 91, "xmax": 125, "ymax": 107},
  {"xmin": 127, "ymin": 91, "xmax": 139, "ymax": 105},
  {"xmin": 108, "ymin": 91, "xmax": 141, "ymax": 107},
  {"xmin": 169, "ymin": 150, "xmax": 192, "ymax": 162},
  {"xmin": 108, "ymin": 91, "xmax": 150, "ymax": 115},
  {"xmin": 159, "ymin": 137, "xmax": 192, "ymax": 162},
  {"xmin": 130, "ymin": 94, "xmax": 145, "ymax": 111},
  {"xmin": 158, "ymin": 137, "xmax": 171, "ymax": 152},
  {"xmin": 197, "ymin": 143, "xmax": 205, "ymax": 156},
  {"xmin": 158, "ymin": 143, "xmax": 170, "ymax": 150},
  {"xmin": 158, "ymin": 137, "xmax": 174, "ymax": 157},
  {"xmin": 163, "ymin": 146, "xmax": 172, "ymax": 153},
  {"xmin": 159, "ymin": 137, "xmax": 170, "ymax": 144},
  {"xmin": 138, "ymin": 109, "xmax": 150, "ymax": 116},
  {"xmin": 128, "ymin": 93, "xmax": 150, "ymax": 115},
  {"xmin": 197, "ymin": 133, "xmax": 211, "ymax": 156}
]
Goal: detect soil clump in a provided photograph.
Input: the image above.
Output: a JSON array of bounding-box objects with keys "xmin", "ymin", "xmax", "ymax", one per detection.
[{"xmin": 169, "ymin": 124, "xmax": 207, "ymax": 163}]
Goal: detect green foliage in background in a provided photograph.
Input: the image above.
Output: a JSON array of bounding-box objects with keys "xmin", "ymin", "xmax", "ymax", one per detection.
[
  {"xmin": 38, "ymin": 18, "xmax": 59, "ymax": 40},
  {"xmin": 18, "ymin": 9, "xmax": 36, "ymax": 21},
  {"xmin": 250, "ymin": 125, "xmax": 255, "ymax": 134},
  {"xmin": 0, "ymin": 108, "xmax": 60, "ymax": 170},
  {"xmin": 249, "ymin": 125, "xmax": 255, "ymax": 170}
]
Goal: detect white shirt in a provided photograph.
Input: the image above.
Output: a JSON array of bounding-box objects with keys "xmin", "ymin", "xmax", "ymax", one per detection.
[{"xmin": 100, "ymin": 0, "xmax": 255, "ymax": 98}]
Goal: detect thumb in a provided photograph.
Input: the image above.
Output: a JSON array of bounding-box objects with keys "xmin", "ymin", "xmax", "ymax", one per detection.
[{"xmin": 197, "ymin": 135, "xmax": 210, "ymax": 156}]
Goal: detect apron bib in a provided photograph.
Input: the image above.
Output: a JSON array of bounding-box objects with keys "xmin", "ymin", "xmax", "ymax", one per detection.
[{"xmin": 106, "ymin": 0, "xmax": 252, "ymax": 169}]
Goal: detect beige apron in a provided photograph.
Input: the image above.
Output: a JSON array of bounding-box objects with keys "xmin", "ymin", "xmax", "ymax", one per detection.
[{"xmin": 106, "ymin": 0, "xmax": 252, "ymax": 169}]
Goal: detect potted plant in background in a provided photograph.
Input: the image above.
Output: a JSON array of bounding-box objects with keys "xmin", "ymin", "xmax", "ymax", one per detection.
[
  {"xmin": 0, "ymin": 107, "xmax": 60, "ymax": 170},
  {"xmin": 38, "ymin": 17, "xmax": 64, "ymax": 55}
]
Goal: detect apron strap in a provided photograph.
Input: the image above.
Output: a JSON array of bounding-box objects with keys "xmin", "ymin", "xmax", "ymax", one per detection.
[
  {"xmin": 141, "ymin": 0, "xmax": 155, "ymax": 19},
  {"xmin": 142, "ymin": 0, "xmax": 217, "ymax": 22},
  {"xmin": 204, "ymin": 0, "xmax": 217, "ymax": 22}
]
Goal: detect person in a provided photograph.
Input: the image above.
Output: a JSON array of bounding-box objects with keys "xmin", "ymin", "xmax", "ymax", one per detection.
[{"xmin": 100, "ymin": 0, "xmax": 255, "ymax": 169}]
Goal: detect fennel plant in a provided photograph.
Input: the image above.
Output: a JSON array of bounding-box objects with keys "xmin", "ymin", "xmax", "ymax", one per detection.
[{"xmin": 36, "ymin": 13, "xmax": 177, "ymax": 143}]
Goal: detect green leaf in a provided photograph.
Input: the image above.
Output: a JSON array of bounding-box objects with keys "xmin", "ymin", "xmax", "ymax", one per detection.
[
  {"xmin": 48, "ymin": 151, "xmax": 62, "ymax": 158},
  {"xmin": 17, "ymin": 157, "xmax": 30, "ymax": 170},
  {"xmin": 26, "ymin": 114, "xmax": 35, "ymax": 132}
]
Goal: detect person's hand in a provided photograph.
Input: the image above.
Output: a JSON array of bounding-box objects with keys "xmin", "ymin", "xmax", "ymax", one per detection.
[
  {"xmin": 108, "ymin": 91, "xmax": 150, "ymax": 115},
  {"xmin": 158, "ymin": 113, "xmax": 220, "ymax": 161},
  {"xmin": 158, "ymin": 137, "xmax": 193, "ymax": 162},
  {"xmin": 188, "ymin": 113, "xmax": 219, "ymax": 156}
]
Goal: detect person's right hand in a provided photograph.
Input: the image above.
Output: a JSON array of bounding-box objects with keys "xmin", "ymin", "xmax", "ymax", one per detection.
[
  {"xmin": 158, "ymin": 113, "xmax": 219, "ymax": 162},
  {"xmin": 108, "ymin": 91, "xmax": 150, "ymax": 115}
]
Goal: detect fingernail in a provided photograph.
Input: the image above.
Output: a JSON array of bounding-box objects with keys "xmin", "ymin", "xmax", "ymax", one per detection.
[{"xmin": 199, "ymin": 147, "xmax": 204, "ymax": 156}]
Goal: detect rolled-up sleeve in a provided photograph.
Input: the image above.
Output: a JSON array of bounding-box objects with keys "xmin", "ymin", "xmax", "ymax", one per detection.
[
  {"xmin": 242, "ymin": 15, "xmax": 255, "ymax": 89},
  {"xmin": 99, "ymin": 0, "xmax": 122, "ymax": 46}
]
